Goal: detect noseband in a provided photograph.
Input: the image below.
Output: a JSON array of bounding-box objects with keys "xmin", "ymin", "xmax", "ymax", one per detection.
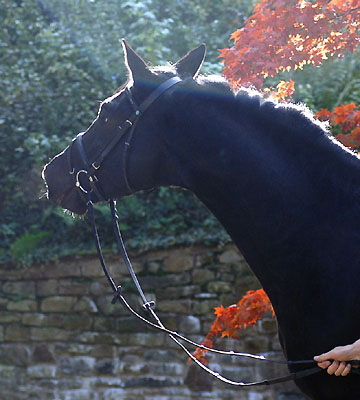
[{"xmin": 63, "ymin": 76, "xmax": 360, "ymax": 387}]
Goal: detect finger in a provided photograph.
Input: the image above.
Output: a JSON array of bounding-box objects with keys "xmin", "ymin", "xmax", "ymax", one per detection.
[
  {"xmin": 314, "ymin": 352, "xmax": 334, "ymax": 362},
  {"xmin": 327, "ymin": 360, "xmax": 340, "ymax": 375},
  {"xmin": 317, "ymin": 361, "xmax": 331, "ymax": 369},
  {"xmin": 341, "ymin": 363, "xmax": 352, "ymax": 377},
  {"xmin": 334, "ymin": 362, "xmax": 348, "ymax": 376}
]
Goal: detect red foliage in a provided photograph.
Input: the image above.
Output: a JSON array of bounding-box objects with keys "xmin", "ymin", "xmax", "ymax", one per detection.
[
  {"xmin": 192, "ymin": 289, "xmax": 274, "ymax": 364},
  {"xmin": 220, "ymin": 0, "xmax": 360, "ymax": 89},
  {"xmin": 316, "ymin": 103, "xmax": 360, "ymax": 148}
]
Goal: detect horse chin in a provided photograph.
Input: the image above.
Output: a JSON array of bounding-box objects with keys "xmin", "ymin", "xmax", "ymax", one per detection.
[{"xmin": 59, "ymin": 189, "xmax": 88, "ymax": 215}]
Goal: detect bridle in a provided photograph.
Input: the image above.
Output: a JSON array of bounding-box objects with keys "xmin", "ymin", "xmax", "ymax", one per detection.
[
  {"xmin": 65, "ymin": 76, "xmax": 360, "ymax": 386},
  {"xmin": 67, "ymin": 76, "xmax": 183, "ymax": 200}
]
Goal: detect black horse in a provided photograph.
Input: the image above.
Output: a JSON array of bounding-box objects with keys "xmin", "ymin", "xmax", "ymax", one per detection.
[{"xmin": 43, "ymin": 41, "xmax": 360, "ymax": 399}]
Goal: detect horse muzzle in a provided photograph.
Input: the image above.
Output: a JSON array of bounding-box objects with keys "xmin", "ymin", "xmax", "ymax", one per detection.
[{"xmin": 42, "ymin": 159, "xmax": 87, "ymax": 215}]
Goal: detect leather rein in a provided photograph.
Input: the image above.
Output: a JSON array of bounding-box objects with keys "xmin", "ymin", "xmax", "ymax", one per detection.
[{"xmin": 65, "ymin": 76, "xmax": 360, "ymax": 386}]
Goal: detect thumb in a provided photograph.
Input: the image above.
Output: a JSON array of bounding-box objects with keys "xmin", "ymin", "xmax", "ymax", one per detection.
[{"xmin": 314, "ymin": 352, "xmax": 332, "ymax": 362}]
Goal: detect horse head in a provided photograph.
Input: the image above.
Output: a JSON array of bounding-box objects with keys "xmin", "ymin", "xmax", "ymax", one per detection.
[{"xmin": 42, "ymin": 40, "xmax": 206, "ymax": 214}]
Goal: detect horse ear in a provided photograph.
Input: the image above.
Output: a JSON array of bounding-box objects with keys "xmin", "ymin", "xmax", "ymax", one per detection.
[
  {"xmin": 122, "ymin": 39, "xmax": 151, "ymax": 81},
  {"xmin": 175, "ymin": 44, "xmax": 206, "ymax": 79}
]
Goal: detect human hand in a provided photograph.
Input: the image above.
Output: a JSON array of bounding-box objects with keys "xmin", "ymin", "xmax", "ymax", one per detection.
[{"xmin": 314, "ymin": 340, "xmax": 360, "ymax": 377}]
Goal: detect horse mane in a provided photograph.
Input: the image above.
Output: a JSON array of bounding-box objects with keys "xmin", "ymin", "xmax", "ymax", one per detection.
[{"xmin": 194, "ymin": 74, "xmax": 359, "ymax": 161}]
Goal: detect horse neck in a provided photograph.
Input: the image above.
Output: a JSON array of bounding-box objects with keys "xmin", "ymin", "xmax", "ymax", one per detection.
[{"xmin": 161, "ymin": 87, "xmax": 360, "ymax": 306}]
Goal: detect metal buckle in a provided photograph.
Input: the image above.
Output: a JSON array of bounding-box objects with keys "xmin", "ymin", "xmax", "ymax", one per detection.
[{"xmin": 75, "ymin": 170, "xmax": 93, "ymax": 194}]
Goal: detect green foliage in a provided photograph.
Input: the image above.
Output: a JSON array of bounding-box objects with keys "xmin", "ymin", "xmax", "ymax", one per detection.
[
  {"xmin": 270, "ymin": 52, "xmax": 360, "ymax": 112},
  {"xmin": 10, "ymin": 231, "xmax": 51, "ymax": 265}
]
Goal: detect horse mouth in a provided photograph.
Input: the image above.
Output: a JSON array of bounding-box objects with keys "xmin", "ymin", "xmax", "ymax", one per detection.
[
  {"xmin": 58, "ymin": 187, "xmax": 87, "ymax": 215},
  {"xmin": 43, "ymin": 171, "xmax": 87, "ymax": 215}
]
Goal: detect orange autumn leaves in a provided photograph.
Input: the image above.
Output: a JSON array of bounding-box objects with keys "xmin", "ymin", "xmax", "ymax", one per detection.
[
  {"xmin": 316, "ymin": 103, "xmax": 360, "ymax": 148},
  {"xmin": 219, "ymin": 0, "xmax": 360, "ymax": 145},
  {"xmin": 219, "ymin": 0, "xmax": 360, "ymax": 90},
  {"xmin": 193, "ymin": 289, "xmax": 274, "ymax": 365}
]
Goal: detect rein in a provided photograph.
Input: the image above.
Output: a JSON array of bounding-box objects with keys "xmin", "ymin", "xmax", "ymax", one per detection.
[{"xmin": 66, "ymin": 76, "xmax": 360, "ymax": 386}]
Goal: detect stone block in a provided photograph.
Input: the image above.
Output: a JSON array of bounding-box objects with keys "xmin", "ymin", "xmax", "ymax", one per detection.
[
  {"xmin": 90, "ymin": 281, "xmax": 110, "ymax": 297},
  {"xmin": 59, "ymin": 356, "xmax": 95, "ymax": 376},
  {"xmin": 163, "ymin": 252, "xmax": 193, "ymax": 273},
  {"xmin": 143, "ymin": 349, "xmax": 178, "ymax": 362},
  {"xmin": 177, "ymin": 315, "xmax": 201, "ymax": 334},
  {"xmin": 147, "ymin": 261, "xmax": 161, "ymax": 274},
  {"xmin": 0, "ymin": 344, "xmax": 31, "ymax": 366},
  {"xmin": 157, "ymin": 285, "xmax": 200, "ymax": 300},
  {"xmin": 194, "ymin": 250, "xmax": 214, "ymax": 267},
  {"xmin": 156, "ymin": 299, "xmax": 192, "ymax": 314},
  {"xmin": 103, "ymin": 388, "xmax": 127, "ymax": 400},
  {"xmin": 244, "ymin": 336, "xmax": 269, "ymax": 353},
  {"xmin": 234, "ymin": 276, "xmax": 262, "ymax": 299},
  {"xmin": 58, "ymin": 389, "xmax": 97, "ymax": 400},
  {"xmin": 22, "ymin": 313, "xmax": 46, "ymax": 326},
  {"xmin": 127, "ymin": 333, "xmax": 164, "ymax": 347},
  {"xmin": 33, "ymin": 343, "xmax": 55, "ymax": 363},
  {"xmin": 5, "ymin": 325, "xmax": 30, "ymax": 341},
  {"xmin": 89, "ymin": 345, "xmax": 114, "ymax": 358},
  {"xmin": 259, "ymin": 318, "xmax": 278, "ymax": 334},
  {"xmin": 41, "ymin": 296, "xmax": 77, "ymax": 312},
  {"xmin": 220, "ymin": 293, "xmax": 237, "ymax": 307},
  {"xmin": 0, "ymin": 298, "xmax": 7, "ymax": 310},
  {"xmin": 218, "ymin": 248, "xmax": 243, "ymax": 264},
  {"xmin": 20, "ymin": 265, "xmax": 45, "ymax": 280},
  {"xmin": 59, "ymin": 279, "xmax": 90, "ymax": 296},
  {"xmin": 30, "ymin": 327, "xmax": 73, "ymax": 342},
  {"xmin": 109, "ymin": 260, "xmax": 143, "ymax": 276},
  {"xmin": 96, "ymin": 296, "xmax": 127, "ymax": 316},
  {"xmin": 43, "ymin": 261, "xmax": 82, "ymax": 279},
  {"xmin": 64, "ymin": 315, "xmax": 93, "ymax": 331},
  {"xmin": 184, "ymin": 363, "xmax": 214, "ymax": 391},
  {"xmin": 27, "ymin": 365, "xmax": 56, "ymax": 379},
  {"xmin": 7, "ymin": 300, "xmax": 37, "ymax": 312},
  {"xmin": 0, "ymin": 312, "xmax": 22, "ymax": 323},
  {"xmin": 123, "ymin": 376, "xmax": 179, "ymax": 388},
  {"xmin": 191, "ymin": 268, "xmax": 215, "ymax": 283},
  {"xmin": 207, "ymin": 281, "xmax": 232, "ymax": 294},
  {"xmin": 158, "ymin": 315, "xmax": 177, "ymax": 331},
  {"xmin": 2, "ymin": 280, "xmax": 36, "ymax": 299},
  {"xmin": 141, "ymin": 273, "xmax": 191, "ymax": 290},
  {"xmin": 80, "ymin": 258, "xmax": 107, "ymax": 277},
  {"xmin": 192, "ymin": 299, "xmax": 219, "ymax": 315},
  {"xmin": 115, "ymin": 316, "xmax": 147, "ymax": 333},
  {"xmin": 46, "ymin": 314, "xmax": 65, "ymax": 327},
  {"xmin": 93, "ymin": 317, "xmax": 117, "ymax": 332},
  {"xmin": 37, "ymin": 279, "xmax": 58, "ymax": 296},
  {"xmin": 95, "ymin": 358, "xmax": 114, "ymax": 375},
  {"xmin": 73, "ymin": 296, "xmax": 98, "ymax": 313},
  {"xmin": 77, "ymin": 331, "xmax": 128, "ymax": 346},
  {"xmin": 153, "ymin": 362, "xmax": 185, "ymax": 376}
]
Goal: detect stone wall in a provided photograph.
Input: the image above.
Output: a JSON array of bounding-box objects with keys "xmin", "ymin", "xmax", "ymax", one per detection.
[{"xmin": 0, "ymin": 244, "xmax": 306, "ymax": 400}]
